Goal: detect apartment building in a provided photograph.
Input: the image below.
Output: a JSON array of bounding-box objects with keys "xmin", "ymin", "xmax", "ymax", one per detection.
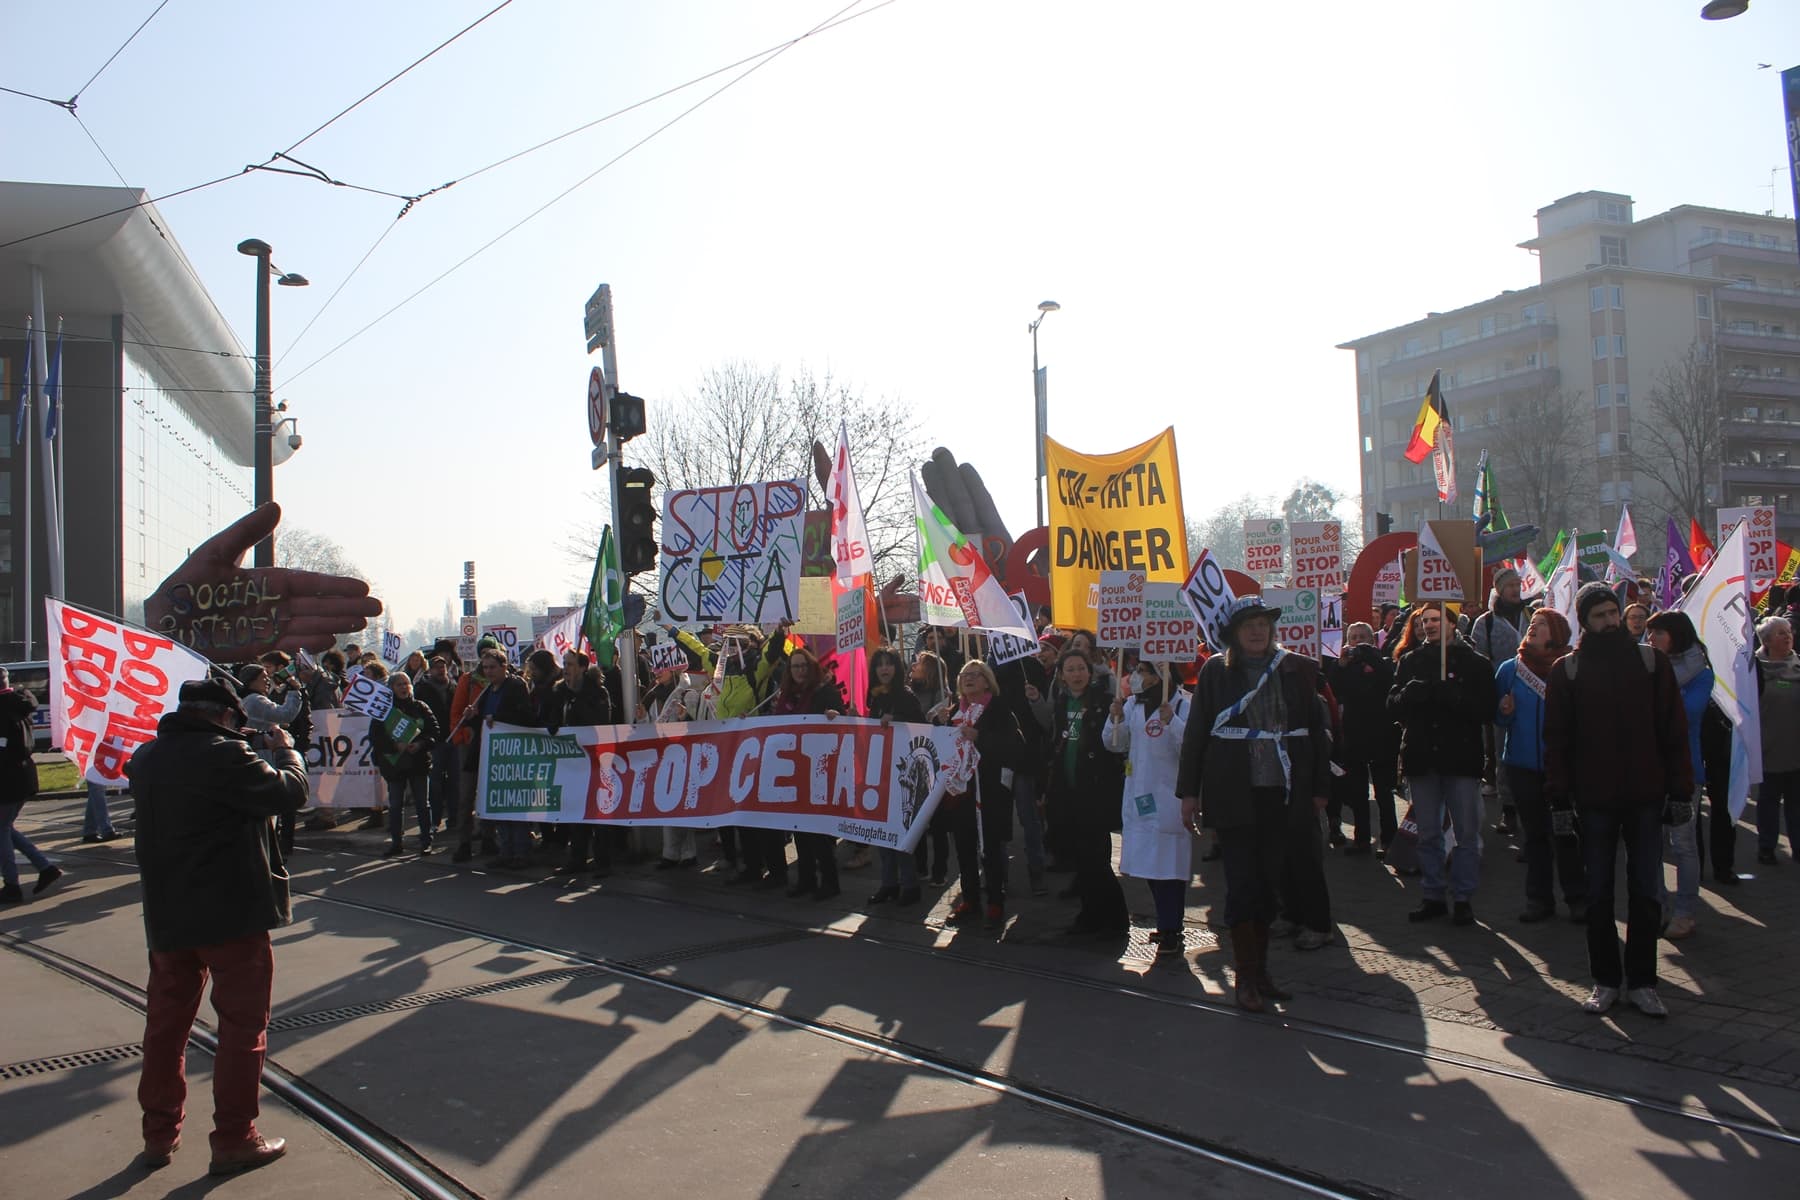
[{"xmin": 1340, "ymin": 190, "xmax": 1798, "ymax": 542}]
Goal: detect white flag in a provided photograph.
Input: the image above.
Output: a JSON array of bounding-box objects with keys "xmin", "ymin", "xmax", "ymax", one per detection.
[
  {"xmin": 1547, "ymin": 529, "xmax": 1581, "ymax": 641},
  {"xmin": 829, "ymin": 420, "xmax": 873, "ymax": 585},
  {"xmin": 1607, "ymin": 502, "xmax": 1638, "ymax": 583},
  {"xmin": 1679, "ymin": 519, "xmax": 1762, "ymax": 818},
  {"xmin": 1516, "ymin": 554, "xmax": 1548, "ymax": 599}
]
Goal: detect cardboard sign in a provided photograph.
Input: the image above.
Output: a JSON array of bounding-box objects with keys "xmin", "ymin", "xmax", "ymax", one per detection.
[
  {"xmin": 1264, "ymin": 587, "xmax": 1322, "ymax": 657},
  {"xmin": 1044, "ymin": 428, "xmax": 1189, "ymax": 628},
  {"xmin": 1321, "ymin": 593, "xmax": 1344, "ymax": 658},
  {"xmin": 985, "ymin": 593, "xmax": 1040, "ymax": 666},
  {"xmin": 45, "ymin": 598, "xmax": 211, "ymax": 785},
  {"xmin": 1290, "ymin": 521, "xmax": 1343, "ymax": 592},
  {"xmin": 646, "ymin": 641, "xmax": 688, "ymax": 674},
  {"xmin": 1403, "ymin": 520, "xmax": 1479, "ymax": 603},
  {"xmin": 835, "ymin": 587, "xmax": 868, "ymax": 653},
  {"xmin": 476, "ymin": 715, "xmax": 961, "ymax": 852},
  {"xmin": 305, "ymin": 709, "xmax": 383, "ymax": 808},
  {"xmin": 1718, "ymin": 506, "xmax": 1778, "ymax": 590},
  {"xmin": 659, "ymin": 479, "xmax": 807, "ymax": 627},
  {"xmin": 1139, "ymin": 582, "xmax": 1199, "ymax": 663},
  {"xmin": 1179, "ymin": 549, "xmax": 1239, "ymax": 655},
  {"xmin": 795, "ymin": 576, "xmax": 836, "ymax": 635},
  {"xmin": 1096, "ymin": 569, "xmax": 1146, "ymax": 648},
  {"xmin": 1244, "ymin": 518, "xmax": 1285, "ymax": 577},
  {"xmin": 482, "ymin": 625, "xmax": 520, "ymax": 667},
  {"xmin": 1372, "ymin": 556, "xmax": 1403, "ymax": 608}
]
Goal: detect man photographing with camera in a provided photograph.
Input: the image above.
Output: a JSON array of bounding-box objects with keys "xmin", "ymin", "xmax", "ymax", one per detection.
[{"xmin": 127, "ymin": 673, "xmax": 309, "ymax": 1176}]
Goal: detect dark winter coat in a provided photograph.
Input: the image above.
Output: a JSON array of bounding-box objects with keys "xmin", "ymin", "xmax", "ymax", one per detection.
[
  {"xmin": 1387, "ymin": 640, "xmax": 1495, "ymax": 779},
  {"xmin": 867, "ymin": 685, "xmax": 926, "ymax": 724},
  {"xmin": 127, "ymin": 708, "xmax": 309, "ymax": 952},
  {"xmin": 414, "ymin": 674, "xmax": 454, "ymax": 732},
  {"xmin": 552, "ymin": 669, "xmax": 613, "ymax": 730},
  {"xmin": 1177, "ymin": 653, "xmax": 1331, "ymax": 831},
  {"xmin": 1543, "ymin": 631, "xmax": 1692, "ymax": 814},
  {"xmin": 0, "ymin": 689, "xmax": 38, "ymax": 803},
  {"xmin": 369, "ymin": 694, "xmax": 440, "ymax": 780},
  {"xmin": 1046, "ymin": 687, "xmax": 1126, "ymax": 837},
  {"xmin": 962, "ymin": 697, "xmax": 1026, "ymax": 844},
  {"xmin": 1327, "ymin": 644, "xmax": 1399, "ymax": 763}
]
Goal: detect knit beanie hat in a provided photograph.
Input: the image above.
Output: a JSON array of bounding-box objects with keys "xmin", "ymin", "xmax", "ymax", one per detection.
[{"xmin": 1576, "ymin": 581, "xmax": 1617, "ymax": 627}]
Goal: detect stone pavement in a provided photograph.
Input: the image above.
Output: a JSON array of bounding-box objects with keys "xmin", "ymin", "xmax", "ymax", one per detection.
[{"xmin": 17, "ymin": 790, "xmax": 1800, "ymax": 1098}]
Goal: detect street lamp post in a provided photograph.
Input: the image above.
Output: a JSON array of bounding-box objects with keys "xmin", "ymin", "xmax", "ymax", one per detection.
[
  {"xmin": 236, "ymin": 238, "xmax": 307, "ymax": 567},
  {"xmin": 1030, "ymin": 300, "xmax": 1060, "ymax": 528}
]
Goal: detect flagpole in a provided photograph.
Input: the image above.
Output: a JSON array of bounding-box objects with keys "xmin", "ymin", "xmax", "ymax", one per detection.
[
  {"xmin": 17, "ymin": 315, "xmax": 31, "ymax": 659},
  {"xmin": 30, "ymin": 269, "xmax": 64, "ymax": 603},
  {"xmin": 53, "ymin": 317, "xmax": 64, "ymax": 585}
]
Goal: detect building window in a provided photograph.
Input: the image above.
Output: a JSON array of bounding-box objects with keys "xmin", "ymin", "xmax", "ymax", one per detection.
[
  {"xmin": 1594, "ymin": 337, "xmax": 1608, "ymax": 360},
  {"xmin": 1480, "ymin": 316, "xmax": 1496, "ymax": 336},
  {"xmin": 1597, "ymin": 384, "xmax": 1612, "ymax": 408},
  {"xmin": 1363, "ymin": 435, "xmax": 1373, "ymax": 453},
  {"xmin": 1360, "ymin": 393, "xmax": 1372, "ymax": 413},
  {"xmin": 1357, "ymin": 349, "xmax": 1370, "ymax": 371},
  {"xmin": 1524, "ymin": 352, "xmax": 1541, "ymax": 368},
  {"xmin": 1612, "ymin": 286, "xmax": 1623, "ymax": 309},
  {"xmin": 1619, "ymin": 479, "xmax": 1633, "ymax": 500},
  {"xmin": 1617, "ymin": 383, "xmax": 1629, "ymax": 407},
  {"xmin": 1600, "ymin": 236, "xmax": 1628, "ymax": 266},
  {"xmin": 1697, "ymin": 293, "xmax": 1713, "ymax": 319},
  {"xmin": 1598, "ymin": 432, "xmax": 1614, "ymax": 455},
  {"xmin": 1617, "ymin": 431, "xmax": 1630, "ymax": 456},
  {"xmin": 1614, "ymin": 334, "xmax": 1627, "ymax": 357},
  {"xmin": 1402, "ymin": 336, "xmax": 1424, "ymax": 356},
  {"xmin": 1600, "ymin": 482, "xmax": 1617, "ymax": 503},
  {"xmin": 1522, "ymin": 303, "xmax": 1545, "ymax": 324},
  {"xmin": 1599, "ymin": 199, "xmax": 1628, "ymax": 223},
  {"xmin": 1590, "ymin": 286, "xmax": 1605, "ymax": 312}
]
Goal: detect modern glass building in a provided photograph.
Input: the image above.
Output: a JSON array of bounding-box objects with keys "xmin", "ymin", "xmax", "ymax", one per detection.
[{"xmin": 0, "ymin": 181, "xmax": 295, "ymax": 657}]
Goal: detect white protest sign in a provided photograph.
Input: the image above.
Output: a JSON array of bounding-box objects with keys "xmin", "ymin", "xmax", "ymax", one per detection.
[
  {"xmin": 1264, "ymin": 587, "xmax": 1322, "ymax": 657},
  {"xmin": 1244, "ymin": 518, "xmax": 1285, "ymax": 577},
  {"xmin": 342, "ymin": 673, "xmax": 396, "ymax": 721},
  {"xmin": 1415, "ymin": 523, "xmax": 1464, "ymax": 602},
  {"xmin": 1179, "ymin": 550, "xmax": 1238, "ymax": 654},
  {"xmin": 1290, "ymin": 522, "xmax": 1344, "ymax": 592},
  {"xmin": 985, "ymin": 593, "xmax": 1040, "ymax": 666},
  {"xmin": 381, "ymin": 631, "xmax": 403, "ymax": 665},
  {"xmin": 305, "ymin": 709, "xmax": 383, "ymax": 808},
  {"xmin": 1320, "ymin": 593, "xmax": 1344, "ymax": 658},
  {"xmin": 1139, "ymin": 582, "xmax": 1198, "ymax": 663},
  {"xmin": 646, "ymin": 641, "xmax": 688, "ymax": 674},
  {"xmin": 46, "ymin": 598, "xmax": 212, "ymax": 785},
  {"xmin": 1718, "ymin": 506, "xmax": 1777, "ymax": 590},
  {"xmin": 1373, "ymin": 556, "xmax": 1403, "ymax": 608},
  {"xmin": 835, "ymin": 587, "xmax": 868, "ymax": 653},
  {"xmin": 482, "ymin": 624, "xmax": 520, "ymax": 666},
  {"xmin": 659, "ymin": 479, "xmax": 807, "ymax": 627},
  {"xmin": 1096, "ymin": 569, "xmax": 1146, "ymax": 647}
]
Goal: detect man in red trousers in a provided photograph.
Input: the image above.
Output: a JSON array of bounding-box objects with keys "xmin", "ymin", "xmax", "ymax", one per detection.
[{"xmin": 127, "ymin": 674, "xmax": 308, "ymax": 1175}]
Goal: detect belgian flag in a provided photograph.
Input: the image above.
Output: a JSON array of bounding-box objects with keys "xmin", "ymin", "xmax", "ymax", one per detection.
[{"xmin": 1403, "ymin": 370, "xmax": 1448, "ymax": 464}]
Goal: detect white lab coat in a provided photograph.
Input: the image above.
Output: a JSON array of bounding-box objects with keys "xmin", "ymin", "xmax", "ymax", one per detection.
[{"xmin": 1103, "ymin": 692, "xmax": 1191, "ymax": 881}]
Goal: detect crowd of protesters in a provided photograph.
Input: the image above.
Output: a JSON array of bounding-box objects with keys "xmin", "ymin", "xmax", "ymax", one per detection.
[{"xmin": 22, "ymin": 563, "xmax": 1799, "ymax": 1029}]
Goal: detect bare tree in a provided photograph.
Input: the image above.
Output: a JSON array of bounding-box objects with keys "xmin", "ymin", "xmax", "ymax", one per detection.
[
  {"xmin": 1630, "ymin": 338, "xmax": 1726, "ymax": 531},
  {"xmin": 1187, "ymin": 492, "xmax": 1279, "ymax": 572},
  {"xmin": 277, "ymin": 527, "xmax": 394, "ymax": 651},
  {"xmin": 1282, "ymin": 478, "xmax": 1365, "ymax": 561},
  {"xmin": 1484, "ymin": 382, "xmax": 1597, "ymax": 542},
  {"xmin": 568, "ymin": 362, "xmax": 922, "ymax": 579}
]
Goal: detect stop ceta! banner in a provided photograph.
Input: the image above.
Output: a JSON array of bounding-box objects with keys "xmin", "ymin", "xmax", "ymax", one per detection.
[
  {"xmin": 1263, "ymin": 587, "xmax": 1322, "ymax": 658},
  {"xmin": 1290, "ymin": 522, "xmax": 1344, "ymax": 592},
  {"xmin": 1244, "ymin": 519, "xmax": 1285, "ymax": 577},
  {"xmin": 1139, "ymin": 582, "xmax": 1198, "ymax": 663},
  {"xmin": 477, "ymin": 716, "xmax": 961, "ymax": 852},
  {"xmin": 1718, "ymin": 506, "xmax": 1777, "ymax": 590},
  {"xmin": 47, "ymin": 598, "xmax": 212, "ymax": 785},
  {"xmin": 1096, "ymin": 569, "xmax": 1145, "ymax": 648}
]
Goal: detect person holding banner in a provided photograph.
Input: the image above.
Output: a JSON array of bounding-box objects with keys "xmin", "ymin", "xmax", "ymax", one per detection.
[
  {"xmin": 1545, "ymin": 584, "xmax": 1692, "ymax": 1019},
  {"xmin": 1644, "ymin": 612, "xmax": 1713, "ymax": 941},
  {"xmin": 1104, "ymin": 660, "xmax": 1191, "ymax": 958},
  {"xmin": 1388, "ymin": 604, "xmax": 1496, "ymax": 927},
  {"xmin": 455, "ymin": 647, "xmax": 535, "ymax": 867},
  {"xmin": 1047, "ymin": 650, "xmax": 1129, "ymax": 938},
  {"xmin": 770, "ymin": 643, "xmax": 846, "ymax": 901},
  {"xmin": 866, "ymin": 649, "xmax": 926, "ymax": 908},
  {"xmin": 550, "ymin": 651, "xmax": 615, "ymax": 878},
  {"xmin": 369, "ymin": 670, "xmax": 441, "ymax": 858},
  {"xmin": 1177, "ymin": 597, "xmax": 1331, "ymax": 1012},
  {"xmin": 944, "ymin": 661, "xmax": 1026, "ymax": 930},
  {"xmin": 1329, "ymin": 623, "xmax": 1400, "ymax": 857}
]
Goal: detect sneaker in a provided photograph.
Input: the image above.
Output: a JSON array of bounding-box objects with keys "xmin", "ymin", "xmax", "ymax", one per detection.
[
  {"xmin": 33, "ymin": 865, "xmax": 64, "ymax": 895},
  {"xmin": 867, "ymin": 887, "xmax": 898, "ymax": 906},
  {"xmin": 0, "ymin": 884, "xmax": 20, "ymax": 904},
  {"xmin": 1295, "ymin": 927, "xmax": 1331, "ymax": 951},
  {"xmin": 208, "ymin": 1133, "xmax": 287, "ymax": 1177},
  {"xmin": 1581, "ymin": 985, "xmax": 1620, "ymax": 1014},
  {"xmin": 929, "ymin": 869, "xmax": 949, "ymax": 887},
  {"xmin": 1155, "ymin": 931, "xmax": 1186, "ymax": 959},
  {"xmin": 1408, "ymin": 899, "xmax": 1449, "ymax": 923},
  {"xmin": 1713, "ymin": 870, "xmax": 1741, "ymax": 887},
  {"xmin": 418, "ymin": 843, "xmax": 435, "ymax": 856},
  {"xmin": 1268, "ymin": 917, "xmax": 1300, "ymax": 939},
  {"xmin": 1627, "ymin": 987, "xmax": 1668, "ymax": 1018},
  {"xmin": 1665, "ymin": 916, "xmax": 1697, "ymax": 941},
  {"xmin": 1452, "ymin": 901, "xmax": 1476, "ymax": 927}
]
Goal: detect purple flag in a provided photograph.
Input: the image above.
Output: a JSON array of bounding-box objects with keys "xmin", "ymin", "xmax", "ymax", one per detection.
[{"xmin": 1659, "ymin": 515, "xmax": 1697, "ymax": 608}]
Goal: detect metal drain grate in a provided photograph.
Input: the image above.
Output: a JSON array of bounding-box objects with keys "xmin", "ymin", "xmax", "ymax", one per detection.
[
  {"xmin": 267, "ymin": 966, "xmax": 605, "ymax": 1032},
  {"xmin": 619, "ymin": 928, "xmax": 814, "ymax": 971},
  {"xmin": 0, "ymin": 1042, "xmax": 143, "ymax": 1079}
]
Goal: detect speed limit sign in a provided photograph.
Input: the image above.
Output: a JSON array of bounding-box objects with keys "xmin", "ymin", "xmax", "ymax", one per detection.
[{"xmin": 587, "ymin": 366, "xmax": 607, "ymax": 446}]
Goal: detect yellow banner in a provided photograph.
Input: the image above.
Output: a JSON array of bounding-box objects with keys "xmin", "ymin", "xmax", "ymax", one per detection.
[{"xmin": 1044, "ymin": 427, "xmax": 1189, "ymax": 628}]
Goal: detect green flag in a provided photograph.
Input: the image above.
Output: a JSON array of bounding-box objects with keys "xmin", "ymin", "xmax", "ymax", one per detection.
[
  {"xmin": 1536, "ymin": 528, "xmax": 1568, "ymax": 581},
  {"xmin": 583, "ymin": 525, "xmax": 625, "ymax": 668},
  {"xmin": 1473, "ymin": 451, "xmax": 1508, "ymax": 532}
]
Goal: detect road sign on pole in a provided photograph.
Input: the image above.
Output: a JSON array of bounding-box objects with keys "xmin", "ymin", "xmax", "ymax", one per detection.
[
  {"xmin": 584, "ymin": 283, "xmax": 614, "ymax": 354},
  {"xmin": 583, "ymin": 280, "xmax": 638, "ymax": 722},
  {"xmin": 587, "ymin": 365, "xmax": 607, "ymax": 447}
]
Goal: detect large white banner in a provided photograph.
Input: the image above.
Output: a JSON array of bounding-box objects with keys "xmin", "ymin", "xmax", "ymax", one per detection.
[
  {"xmin": 1290, "ymin": 521, "xmax": 1344, "ymax": 592},
  {"xmin": 659, "ymin": 480, "xmax": 807, "ymax": 627},
  {"xmin": 304, "ymin": 709, "xmax": 384, "ymax": 809},
  {"xmin": 46, "ymin": 598, "xmax": 211, "ymax": 785},
  {"xmin": 1717, "ymin": 506, "xmax": 1777, "ymax": 590},
  {"xmin": 476, "ymin": 716, "xmax": 961, "ymax": 851},
  {"xmin": 1681, "ymin": 520, "xmax": 1762, "ymax": 818}
]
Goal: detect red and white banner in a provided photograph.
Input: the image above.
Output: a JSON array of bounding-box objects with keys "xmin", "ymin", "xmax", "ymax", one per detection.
[
  {"xmin": 476, "ymin": 716, "xmax": 961, "ymax": 851},
  {"xmin": 46, "ymin": 598, "xmax": 211, "ymax": 785},
  {"xmin": 1290, "ymin": 521, "xmax": 1344, "ymax": 592}
]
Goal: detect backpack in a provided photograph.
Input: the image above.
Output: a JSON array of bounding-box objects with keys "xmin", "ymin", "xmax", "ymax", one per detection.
[{"xmin": 1560, "ymin": 644, "xmax": 1656, "ymax": 681}]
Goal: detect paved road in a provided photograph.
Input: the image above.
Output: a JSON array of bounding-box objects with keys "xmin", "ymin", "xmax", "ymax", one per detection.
[{"xmin": 3, "ymin": 794, "xmax": 1796, "ymax": 1198}]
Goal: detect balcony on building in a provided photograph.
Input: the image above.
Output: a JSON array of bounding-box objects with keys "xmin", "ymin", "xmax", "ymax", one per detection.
[
  {"xmin": 1375, "ymin": 313, "xmax": 1558, "ymax": 379},
  {"xmin": 1731, "ymin": 373, "xmax": 1800, "ymax": 401},
  {"xmin": 1717, "ymin": 327, "xmax": 1800, "ymax": 356},
  {"xmin": 1722, "ymin": 460, "xmax": 1800, "ymax": 488},
  {"xmin": 1720, "ymin": 282, "xmax": 1800, "ymax": 314},
  {"xmin": 1380, "ymin": 364, "xmax": 1560, "ymax": 415},
  {"xmin": 1689, "ymin": 230, "xmax": 1800, "ymax": 270}
]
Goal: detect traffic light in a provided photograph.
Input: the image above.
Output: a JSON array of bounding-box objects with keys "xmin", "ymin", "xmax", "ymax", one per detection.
[
  {"xmin": 618, "ymin": 467, "xmax": 657, "ymax": 575},
  {"xmin": 1376, "ymin": 511, "xmax": 1393, "ymax": 536},
  {"xmin": 611, "ymin": 392, "xmax": 647, "ymax": 443}
]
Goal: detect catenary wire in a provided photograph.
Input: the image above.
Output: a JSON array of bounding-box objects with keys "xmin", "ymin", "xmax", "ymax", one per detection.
[
  {"xmin": 69, "ymin": 0, "xmax": 172, "ymax": 108},
  {"xmin": 274, "ymin": 219, "xmax": 401, "ymax": 368},
  {"xmin": 277, "ymin": 0, "xmax": 516, "ymax": 158},
  {"xmin": 0, "ymin": 83, "xmax": 73, "ymax": 108},
  {"xmin": 0, "ymin": 323, "xmax": 248, "ymax": 360},
  {"xmin": 282, "ymin": 0, "xmax": 885, "ymax": 387}
]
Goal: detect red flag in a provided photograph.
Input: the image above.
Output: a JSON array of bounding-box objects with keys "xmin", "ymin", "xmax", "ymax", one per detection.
[{"xmin": 1689, "ymin": 518, "xmax": 1716, "ymax": 569}]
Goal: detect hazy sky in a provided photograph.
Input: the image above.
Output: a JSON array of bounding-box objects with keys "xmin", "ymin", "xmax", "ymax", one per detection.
[{"xmin": 7, "ymin": 0, "xmax": 1794, "ymax": 631}]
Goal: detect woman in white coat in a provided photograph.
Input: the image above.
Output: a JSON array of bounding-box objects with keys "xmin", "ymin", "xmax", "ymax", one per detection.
[{"xmin": 1104, "ymin": 659, "xmax": 1191, "ymax": 958}]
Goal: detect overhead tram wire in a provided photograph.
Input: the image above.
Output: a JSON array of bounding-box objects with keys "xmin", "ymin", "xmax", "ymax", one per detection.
[
  {"xmin": 282, "ymin": 0, "xmax": 891, "ymax": 387},
  {"xmin": 68, "ymin": 0, "xmax": 172, "ymax": 110},
  {"xmin": 274, "ymin": 3, "xmax": 896, "ymax": 367},
  {"xmin": 0, "ymin": 322, "xmax": 250, "ymax": 360}
]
